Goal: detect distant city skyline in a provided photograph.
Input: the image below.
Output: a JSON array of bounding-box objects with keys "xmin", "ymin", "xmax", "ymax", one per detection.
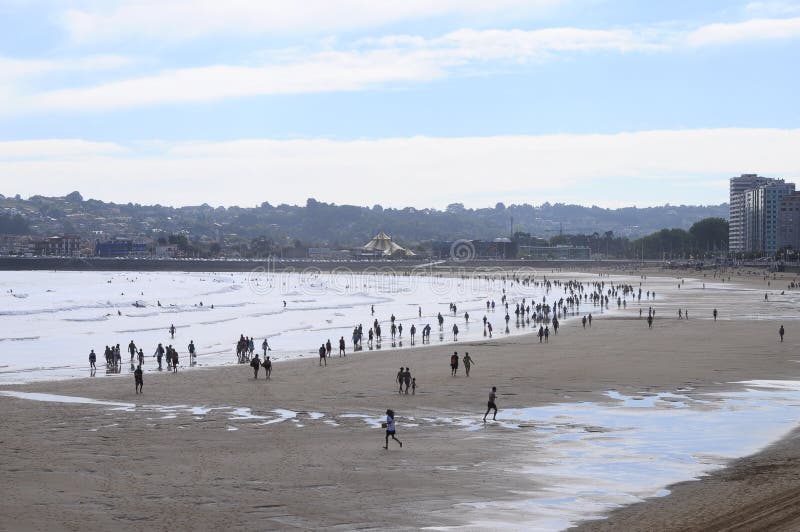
[{"xmin": 1, "ymin": 1, "xmax": 799, "ymax": 208}]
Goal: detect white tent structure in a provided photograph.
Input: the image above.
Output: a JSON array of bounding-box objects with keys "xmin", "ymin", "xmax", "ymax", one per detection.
[{"xmin": 362, "ymin": 231, "xmax": 415, "ymax": 257}]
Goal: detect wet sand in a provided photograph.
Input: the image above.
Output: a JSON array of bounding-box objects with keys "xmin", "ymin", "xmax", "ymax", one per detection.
[
  {"xmin": 1, "ymin": 268, "xmax": 799, "ymax": 530},
  {"xmin": 577, "ymin": 426, "xmax": 800, "ymax": 531}
]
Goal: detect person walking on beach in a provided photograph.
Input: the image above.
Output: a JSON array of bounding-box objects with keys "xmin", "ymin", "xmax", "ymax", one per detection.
[
  {"xmin": 339, "ymin": 336, "xmax": 346, "ymax": 356},
  {"xmin": 89, "ymin": 349, "xmax": 96, "ymax": 370},
  {"xmin": 487, "ymin": 322, "xmax": 493, "ymax": 338},
  {"xmin": 396, "ymin": 367, "xmax": 405, "ymax": 393},
  {"xmin": 134, "ymin": 364, "xmax": 143, "ymax": 394},
  {"xmin": 538, "ymin": 325, "xmax": 544, "ymax": 343},
  {"xmin": 382, "ymin": 409, "xmax": 402, "ymax": 449},
  {"xmin": 450, "ymin": 352, "xmax": 459, "ymax": 376},
  {"xmin": 411, "ymin": 377, "xmax": 417, "ymax": 395},
  {"xmin": 463, "ymin": 352, "xmax": 474, "ymax": 377},
  {"xmin": 647, "ymin": 314, "xmax": 653, "ymax": 329},
  {"xmin": 713, "ymin": 308, "xmax": 718, "ymax": 321},
  {"xmin": 779, "ymin": 325, "xmax": 785, "ymax": 342},
  {"xmin": 452, "ymin": 323, "xmax": 459, "ymax": 341},
  {"xmin": 188, "ymin": 340, "xmax": 196, "ymax": 362},
  {"xmin": 263, "ymin": 356, "xmax": 272, "ymax": 379},
  {"xmin": 154, "ymin": 343, "xmax": 164, "ymax": 370},
  {"xmin": 582, "ymin": 316, "xmax": 587, "ymax": 328},
  {"xmin": 169, "ymin": 324, "xmax": 176, "ymax": 339},
  {"xmin": 128, "ymin": 340, "xmax": 137, "ymax": 362},
  {"xmin": 137, "ymin": 348, "xmax": 144, "ymax": 366},
  {"xmin": 319, "ymin": 344, "xmax": 327, "ymax": 366},
  {"xmin": 262, "ymin": 338, "xmax": 270, "ymax": 356},
  {"xmin": 250, "ymin": 355, "xmax": 260, "ymax": 379},
  {"xmin": 403, "ymin": 368, "xmax": 411, "ymax": 395},
  {"xmin": 483, "ymin": 386, "xmax": 498, "ymax": 422}
]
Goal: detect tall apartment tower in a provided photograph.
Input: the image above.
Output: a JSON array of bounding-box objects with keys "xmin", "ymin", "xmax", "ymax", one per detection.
[
  {"xmin": 743, "ymin": 180, "xmax": 795, "ymax": 255},
  {"xmin": 779, "ymin": 192, "xmax": 800, "ymax": 252},
  {"xmin": 729, "ymin": 174, "xmax": 775, "ymax": 252}
]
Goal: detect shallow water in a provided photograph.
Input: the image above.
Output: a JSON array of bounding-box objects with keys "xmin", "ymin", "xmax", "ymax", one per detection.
[
  {"xmin": 452, "ymin": 381, "xmax": 800, "ymax": 529},
  {"xmin": 0, "ymin": 270, "xmax": 623, "ymax": 384},
  {"xmin": 4, "ymin": 380, "xmax": 800, "ymax": 530}
]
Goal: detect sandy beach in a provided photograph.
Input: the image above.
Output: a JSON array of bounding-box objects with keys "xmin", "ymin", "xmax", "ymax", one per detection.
[{"xmin": 2, "ymin": 268, "xmax": 799, "ymax": 530}]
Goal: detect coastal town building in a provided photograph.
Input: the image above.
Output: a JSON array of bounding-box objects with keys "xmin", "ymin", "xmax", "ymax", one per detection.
[
  {"xmin": 743, "ymin": 181, "xmax": 795, "ymax": 255},
  {"xmin": 730, "ymin": 174, "xmax": 798, "ymax": 255},
  {"xmin": 94, "ymin": 238, "xmax": 150, "ymax": 257},
  {"xmin": 729, "ymin": 174, "xmax": 776, "ymax": 253},
  {"xmin": 34, "ymin": 235, "xmax": 82, "ymax": 256},
  {"xmin": 779, "ymin": 192, "xmax": 800, "ymax": 252}
]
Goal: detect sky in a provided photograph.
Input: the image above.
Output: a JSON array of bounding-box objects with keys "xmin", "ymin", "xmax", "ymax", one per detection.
[{"xmin": 1, "ymin": 0, "xmax": 799, "ymax": 209}]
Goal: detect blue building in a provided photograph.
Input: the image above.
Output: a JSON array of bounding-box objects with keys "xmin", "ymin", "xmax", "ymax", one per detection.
[{"xmin": 94, "ymin": 239, "xmax": 150, "ymax": 257}]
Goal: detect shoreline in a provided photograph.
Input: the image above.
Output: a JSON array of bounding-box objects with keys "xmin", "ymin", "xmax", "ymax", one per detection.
[
  {"xmin": 576, "ymin": 425, "xmax": 800, "ymax": 531},
  {"xmin": 1, "ymin": 269, "xmax": 799, "ymax": 529}
]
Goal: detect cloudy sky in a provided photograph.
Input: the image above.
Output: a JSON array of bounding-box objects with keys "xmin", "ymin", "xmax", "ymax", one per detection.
[{"xmin": 1, "ymin": 0, "xmax": 799, "ymax": 208}]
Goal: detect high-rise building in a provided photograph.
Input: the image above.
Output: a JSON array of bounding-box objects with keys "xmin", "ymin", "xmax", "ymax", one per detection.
[
  {"xmin": 779, "ymin": 192, "xmax": 800, "ymax": 252},
  {"xmin": 743, "ymin": 180, "xmax": 795, "ymax": 255},
  {"xmin": 729, "ymin": 174, "xmax": 775, "ymax": 252}
]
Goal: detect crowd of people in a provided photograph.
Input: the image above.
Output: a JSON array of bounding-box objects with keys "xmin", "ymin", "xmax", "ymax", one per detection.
[{"xmin": 83, "ymin": 272, "xmax": 792, "ymax": 450}]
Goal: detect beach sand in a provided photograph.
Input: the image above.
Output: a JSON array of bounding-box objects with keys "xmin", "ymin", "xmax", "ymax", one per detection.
[{"xmin": 1, "ymin": 268, "xmax": 799, "ymax": 530}]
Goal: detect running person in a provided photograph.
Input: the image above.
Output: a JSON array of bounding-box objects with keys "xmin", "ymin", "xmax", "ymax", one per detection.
[
  {"xmin": 483, "ymin": 386, "xmax": 498, "ymax": 422},
  {"xmin": 382, "ymin": 409, "xmax": 402, "ymax": 449}
]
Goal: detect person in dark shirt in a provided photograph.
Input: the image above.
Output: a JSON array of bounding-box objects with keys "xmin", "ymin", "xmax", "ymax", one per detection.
[
  {"xmin": 483, "ymin": 386, "xmax": 498, "ymax": 422},
  {"xmin": 134, "ymin": 365, "xmax": 143, "ymax": 394}
]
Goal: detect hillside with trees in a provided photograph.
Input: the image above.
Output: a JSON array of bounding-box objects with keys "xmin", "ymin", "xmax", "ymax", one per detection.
[{"xmin": 0, "ymin": 192, "xmax": 727, "ymax": 255}]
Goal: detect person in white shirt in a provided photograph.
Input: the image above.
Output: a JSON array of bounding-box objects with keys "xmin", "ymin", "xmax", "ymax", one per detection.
[{"xmin": 383, "ymin": 409, "xmax": 402, "ymax": 449}]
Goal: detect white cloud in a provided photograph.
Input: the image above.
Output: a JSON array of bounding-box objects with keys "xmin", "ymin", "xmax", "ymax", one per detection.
[
  {"xmin": 2, "ymin": 129, "xmax": 798, "ymax": 208},
  {"xmin": 32, "ymin": 50, "xmax": 445, "ymax": 111},
  {"xmin": 745, "ymin": 2, "xmax": 800, "ymax": 16},
  {"xmin": 687, "ymin": 16, "xmax": 800, "ymax": 46},
  {"xmin": 28, "ymin": 27, "xmax": 662, "ymax": 112},
  {"xmin": 62, "ymin": 0, "xmax": 564, "ymax": 43},
  {"xmin": 0, "ymin": 54, "xmax": 134, "ymax": 81},
  {"xmin": 0, "ymin": 139, "xmax": 127, "ymax": 159},
  {"xmin": 1, "ymin": 16, "xmax": 798, "ymax": 113}
]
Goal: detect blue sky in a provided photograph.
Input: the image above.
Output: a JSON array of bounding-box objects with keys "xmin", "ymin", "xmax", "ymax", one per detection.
[{"xmin": 1, "ymin": 0, "xmax": 799, "ymax": 208}]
